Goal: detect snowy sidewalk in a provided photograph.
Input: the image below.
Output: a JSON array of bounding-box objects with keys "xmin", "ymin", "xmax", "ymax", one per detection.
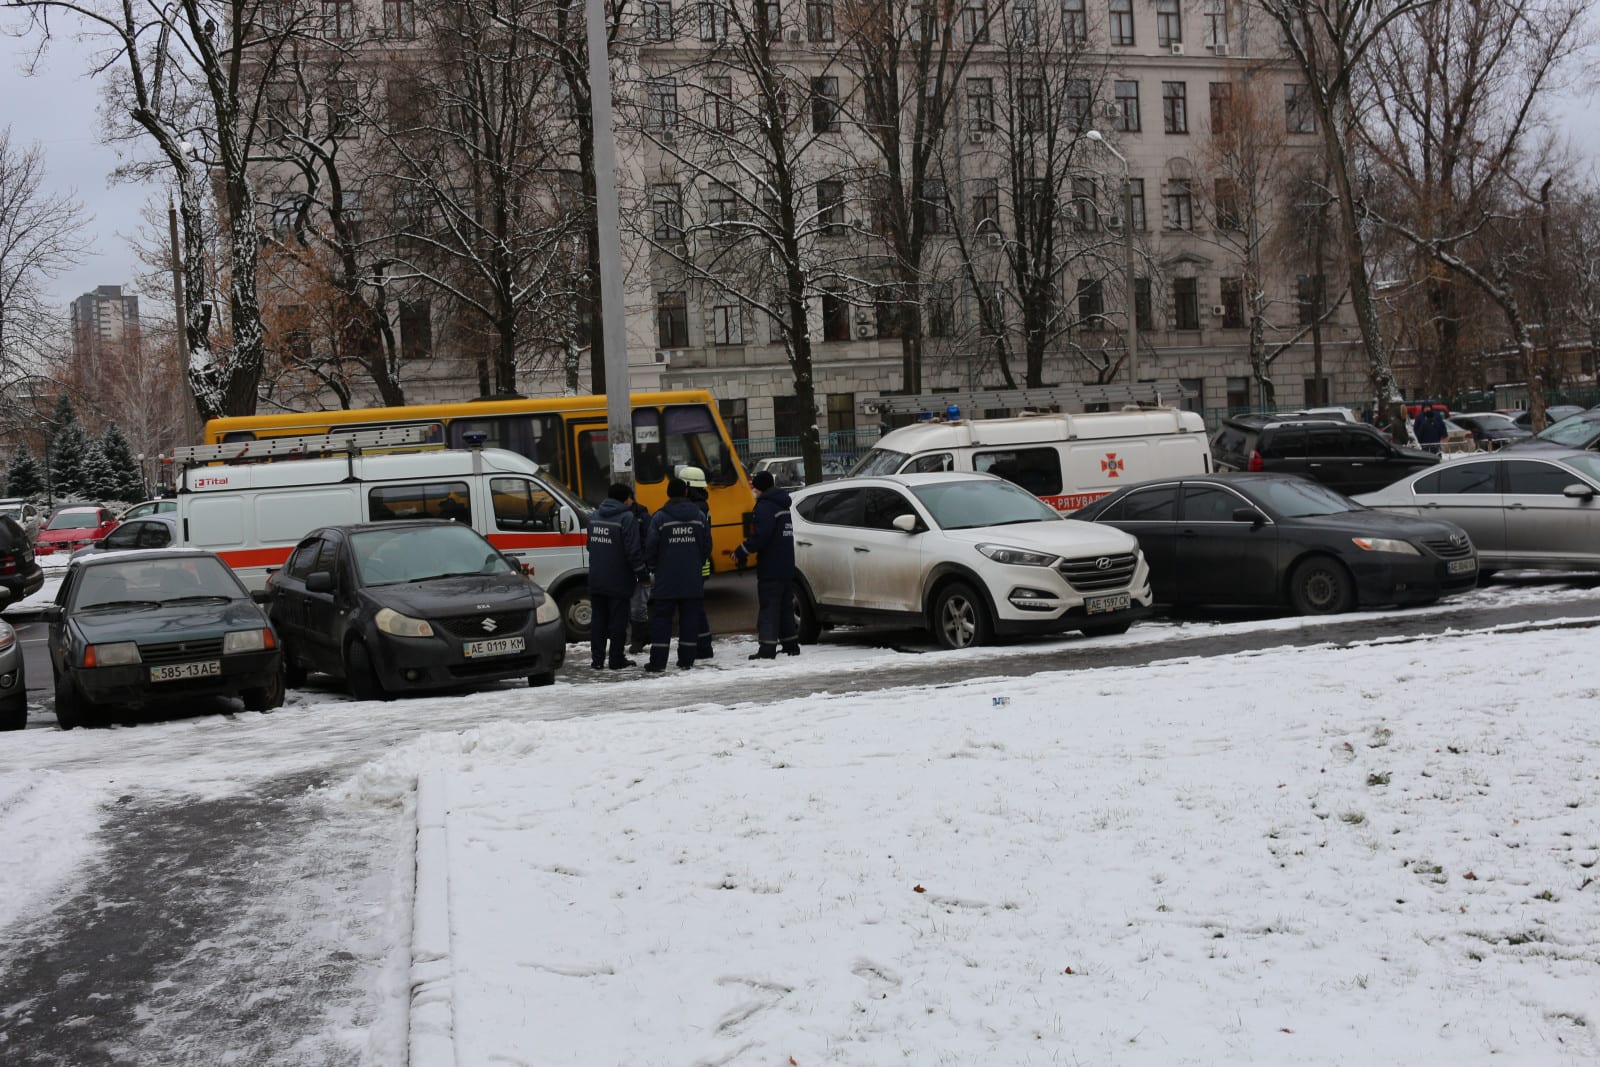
[{"xmin": 361, "ymin": 627, "xmax": 1600, "ymax": 1066}]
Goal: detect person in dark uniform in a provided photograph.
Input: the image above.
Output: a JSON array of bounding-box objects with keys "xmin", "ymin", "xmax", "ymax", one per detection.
[
  {"xmin": 587, "ymin": 483, "xmax": 650, "ymax": 670},
  {"xmin": 644, "ymin": 477, "xmax": 711, "ymax": 672},
  {"xmin": 730, "ymin": 470, "xmax": 799, "ymax": 659},
  {"xmin": 679, "ymin": 465, "xmax": 716, "ymax": 659},
  {"xmin": 626, "ymin": 496, "xmax": 653, "ymax": 655}
]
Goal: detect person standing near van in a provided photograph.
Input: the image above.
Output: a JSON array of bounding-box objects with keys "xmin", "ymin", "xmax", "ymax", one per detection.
[
  {"xmin": 587, "ymin": 483, "xmax": 649, "ymax": 670},
  {"xmin": 644, "ymin": 477, "xmax": 711, "ymax": 672},
  {"xmin": 627, "ymin": 496, "xmax": 653, "ymax": 655},
  {"xmin": 679, "ymin": 465, "xmax": 716, "ymax": 659},
  {"xmin": 730, "ymin": 470, "xmax": 799, "ymax": 659}
]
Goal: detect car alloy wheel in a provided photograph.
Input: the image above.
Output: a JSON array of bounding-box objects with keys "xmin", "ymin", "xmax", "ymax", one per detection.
[{"xmin": 932, "ymin": 581, "xmax": 993, "ymax": 650}]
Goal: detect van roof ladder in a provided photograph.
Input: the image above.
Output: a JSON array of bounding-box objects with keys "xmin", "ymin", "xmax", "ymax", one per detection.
[
  {"xmin": 860, "ymin": 381, "xmax": 1195, "ymax": 418},
  {"xmin": 170, "ymin": 425, "xmax": 436, "ymax": 468}
]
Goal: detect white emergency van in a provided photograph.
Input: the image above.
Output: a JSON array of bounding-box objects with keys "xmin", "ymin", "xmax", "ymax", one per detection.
[
  {"xmin": 851, "ymin": 407, "xmax": 1210, "ymax": 512},
  {"xmin": 175, "ymin": 443, "xmax": 593, "ymax": 638}
]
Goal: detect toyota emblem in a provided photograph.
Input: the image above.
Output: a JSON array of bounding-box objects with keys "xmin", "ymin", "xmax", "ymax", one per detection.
[
  {"xmin": 1450, "ymin": 534, "xmax": 1466, "ymax": 548},
  {"xmin": 1094, "ymin": 557, "xmax": 1112, "ymax": 570},
  {"xmin": 481, "ymin": 617, "xmax": 498, "ymax": 633}
]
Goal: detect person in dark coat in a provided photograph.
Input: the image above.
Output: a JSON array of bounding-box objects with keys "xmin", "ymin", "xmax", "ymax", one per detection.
[
  {"xmin": 1414, "ymin": 404, "xmax": 1447, "ymax": 450},
  {"xmin": 680, "ymin": 465, "xmax": 716, "ymax": 659},
  {"xmin": 626, "ymin": 497, "xmax": 652, "ymax": 655},
  {"xmin": 644, "ymin": 477, "xmax": 711, "ymax": 672},
  {"xmin": 587, "ymin": 483, "xmax": 650, "ymax": 669},
  {"xmin": 730, "ymin": 470, "xmax": 799, "ymax": 659}
]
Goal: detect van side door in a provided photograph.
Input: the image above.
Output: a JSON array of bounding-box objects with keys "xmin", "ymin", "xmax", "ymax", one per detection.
[{"xmin": 485, "ymin": 476, "xmax": 586, "ymax": 589}]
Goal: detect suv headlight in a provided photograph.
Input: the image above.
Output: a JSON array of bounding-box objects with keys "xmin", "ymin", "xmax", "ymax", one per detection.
[
  {"xmin": 1350, "ymin": 537, "xmax": 1420, "ymax": 556},
  {"xmin": 976, "ymin": 543, "xmax": 1061, "ymax": 567},
  {"xmin": 376, "ymin": 608, "xmax": 435, "ymax": 637},
  {"xmin": 535, "ymin": 594, "xmax": 560, "ymax": 625}
]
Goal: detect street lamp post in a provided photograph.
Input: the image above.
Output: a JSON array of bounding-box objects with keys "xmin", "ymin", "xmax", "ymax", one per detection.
[{"xmin": 1086, "ymin": 130, "xmax": 1138, "ymax": 386}]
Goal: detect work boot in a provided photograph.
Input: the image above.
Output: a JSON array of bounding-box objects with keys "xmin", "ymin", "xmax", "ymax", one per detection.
[
  {"xmin": 608, "ymin": 658, "xmax": 636, "ymax": 670},
  {"xmin": 628, "ymin": 621, "xmax": 648, "ymax": 655},
  {"xmin": 780, "ymin": 642, "xmax": 801, "ymax": 656},
  {"xmin": 748, "ymin": 644, "xmax": 778, "ymax": 660}
]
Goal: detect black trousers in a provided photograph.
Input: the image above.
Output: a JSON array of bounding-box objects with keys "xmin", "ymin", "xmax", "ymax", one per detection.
[
  {"xmin": 649, "ymin": 596, "xmax": 705, "ymax": 668},
  {"xmin": 590, "ymin": 592, "xmax": 631, "ymax": 667},
  {"xmin": 756, "ymin": 577, "xmax": 798, "ymax": 648}
]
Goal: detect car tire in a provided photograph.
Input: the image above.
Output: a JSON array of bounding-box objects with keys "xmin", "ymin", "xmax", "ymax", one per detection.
[
  {"xmin": 243, "ymin": 665, "xmax": 286, "ymax": 712},
  {"xmin": 556, "ymin": 585, "xmax": 591, "ymax": 644},
  {"xmin": 344, "ymin": 640, "xmax": 390, "ymax": 702},
  {"xmin": 1475, "ymin": 568, "xmax": 1497, "ymax": 587},
  {"xmin": 54, "ymin": 673, "xmax": 91, "ymax": 730},
  {"xmin": 282, "ymin": 641, "xmax": 308, "ymax": 688},
  {"xmin": 932, "ymin": 581, "xmax": 994, "ymax": 650},
  {"xmin": 528, "ymin": 672, "xmax": 555, "ymax": 687},
  {"xmin": 1079, "ymin": 620, "xmax": 1132, "ymax": 637},
  {"xmin": 1288, "ymin": 556, "xmax": 1355, "ymax": 615},
  {"xmin": 793, "ymin": 580, "xmax": 822, "ymax": 644},
  {"xmin": 0, "ymin": 699, "xmax": 25, "ymax": 731}
]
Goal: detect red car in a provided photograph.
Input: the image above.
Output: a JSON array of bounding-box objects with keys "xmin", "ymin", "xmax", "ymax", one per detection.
[{"xmin": 35, "ymin": 505, "xmax": 121, "ymax": 556}]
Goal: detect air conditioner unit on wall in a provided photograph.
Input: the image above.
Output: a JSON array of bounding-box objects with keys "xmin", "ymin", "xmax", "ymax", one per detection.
[
  {"xmin": 1170, "ymin": 42, "xmax": 1184, "ymax": 55},
  {"xmin": 1212, "ymin": 43, "xmax": 1229, "ymax": 56},
  {"xmin": 786, "ymin": 27, "xmax": 801, "ymax": 42},
  {"xmin": 654, "ymin": 349, "xmax": 673, "ymax": 365},
  {"xmin": 985, "ymin": 232, "xmax": 1004, "ymax": 247},
  {"xmin": 969, "ymin": 131, "xmax": 986, "ymax": 143},
  {"xmin": 856, "ymin": 324, "xmax": 873, "ymax": 339},
  {"xmin": 1210, "ymin": 305, "xmax": 1227, "ymax": 317}
]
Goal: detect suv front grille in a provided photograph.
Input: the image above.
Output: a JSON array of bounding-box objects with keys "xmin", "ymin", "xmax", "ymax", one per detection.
[
  {"xmin": 140, "ymin": 637, "xmax": 225, "ymax": 663},
  {"xmin": 435, "ymin": 611, "xmax": 531, "ymax": 639},
  {"xmin": 1422, "ymin": 536, "xmax": 1473, "ymax": 560},
  {"xmin": 1057, "ymin": 552, "xmax": 1138, "ymax": 593}
]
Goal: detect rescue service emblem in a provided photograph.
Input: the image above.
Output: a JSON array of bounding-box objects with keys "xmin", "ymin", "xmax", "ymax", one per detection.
[{"xmin": 1101, "ymin": 452, "xmax": 1126, "ymax": 478}]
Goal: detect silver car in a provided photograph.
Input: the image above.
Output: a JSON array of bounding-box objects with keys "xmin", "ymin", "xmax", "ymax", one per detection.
[
  {"xmin": 1354, "ymin": 450, "xmax": 1600, "ymax": 577},
  {"xmin": 0, "ymin": 618, "xmax": 25, "ymax": 730},
  {"xmin": 0, "ymin": 498, "xmax": 43, "ymax": 543}
]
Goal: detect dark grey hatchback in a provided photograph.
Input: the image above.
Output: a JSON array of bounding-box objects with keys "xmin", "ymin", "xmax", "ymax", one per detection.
[
  {"xmin": 46, "ymin": 549, "xmax": 285, "ymax": 729},
  {"xmin": 266, "ymin": 520, "xmax": 566, "ymax": 700}
]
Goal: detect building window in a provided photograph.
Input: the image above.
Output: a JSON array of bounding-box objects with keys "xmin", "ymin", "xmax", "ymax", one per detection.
[
  {"xmin": 806, "ymin": 0, "xmax": 834, "ymax": 40},
  {"xmin": 817, "ymin": 179, "xmax": 845, "ymax": 235},
  {"xmin": 647, "ymin": 78, "xmax": 679, "ymax": 129},
  {"xmin": 972, "ymin": 178, "xmax": 1000, "ymax": 233},
  {"xmin": 384, "ymin": 0, "xmax": 416, "ymax": 37},
  {"xmin": 929, "ymin": 286, "xmax": 955, "ymax": 336},
  {"xmin": 1214, "ymin": 178, "xmax": 1241, "ymax": 229},
  {"xmin": 1297, "ymin": 273, "xmax": 1326, "ymax": 324},
  {"xmin": 1220, "ymin": 277, "xmax": 1244, "ymax": 327},
  {"xmin": 875, "ymin": 287, "xmax": 903, "ymax": 339},
  {"xmin": 1067, "ymin": 79, "xmax": 1092, "ymax": 131},
  {"xmin": 327, "ymin": 79, "xmax": 358, "ymax": 138},
  {"xmin": 657, "ymin": 291, "xmax": 689, "ymax": 347},
  {"xmin": 719, "ymin": 398, "xmax": 749, "ymax": 442},
  {"xmin": 963, "ymin": 0, "xmax": 989, "ymax": 43},
  {"xmin": 920, "ymin": 180, "xmax": 950, "ymax": 234},
  {"xmin": 1114, "ymin": 80, "xmax": 1140, "ymax": 132},
  {"xmin": 827, "ymin": 393, "xmax": 856, "ymax": 437},
  {"xmin": 714, "ymin": 302, "xmax": 743, "ymax": 344},
  {"xmin": 1019, "ymin": 78, "xmax": 1044, "ymax": 131},
  {"xmin": 1013, "ymin": 0, "xmax": 1038, "ymax": 42},
  {"xmin": 1174, "ymin": 277, "xmax": 1200, "ymax": 329},
  {"xmin": 266, "ymin": 81, "xmax": 298, "ymax": 139},
  {"xmin": 1021, "ymin": 178, "xmax": 1051, "ymax": 232},
  {"xmin": 967, "ymin": 77, "xmax": 995, "ymax": 132},
  {"xmin": 1062, "ymin": 0, "xmax": 1086, "ymax": 42},
  {"xmin": 1135, "ymin": 277, "xmax": 1152, "ymax": 330},
  {"xmin": 1163, "ymin": 81, "xmax": 1188, "ymax": 134},
  {"xmin": 1072, "ymin": 176, "xmax": 1098, "ymax": 231},
  {"xmin": 1129, "ymin": 177, "xmax": 1147, "ymax": 230},
  {"xmin": 1203, "ymin": 0, "xmax": 1227, "ymax": 46},
  {"xmin": 707, "ymin": 182, "xmax": 740, "ymax": 229},
  {"xmin": 652, "ymin": 184, "xmax": 683, "ymax": 240},
  {"xmin": 821, "ymin": 289, "xmax": 850, "ymax": 342},
  {"xmin": 1304, "ymin": 376, "xmax": 1330, "ymax": 406},
  {"xmin": 811, "ymin": 76, "xmax": 841, "ymax": 133},
  {"xmin": 1179, "ymin": 376, "xmax": 1204, "ymax": 411},
  {"xmin": 1077, "ymin": 278, "xmax": 1104, "ymax": 326},
  {"xmin": 759, "ymin": 0, "xmax": 781, "ymax": 33},
  {"xmin": 1109, "ymin": 0, "xmax": 1133, "ymax": 46},
  {"xmin": 643, "ymin": 0, "xmax": 674, "ymax": 39},
  {"xmin": 1156, "ymin": 0, "xmax": 1181, "ymax": 46},
  {"xmin": 699, "ymin": 0, "xmax": 729, "ymax": 40},
  {"xmin": 399, "ymin": 298, "xmax": 432, "ymax": 361},
  {"xmin": 322, "ymin": 0, "xmax": 355, "ymax": 37},
  {"xmin": 1226, "ymin": 375, "xmax": 1251, "ymax": 410},
  {"xmin": 1209, "ymin": 82, "xmax": 1232, "ymax": 132},
  {"xmin": 707, "ymin": 75, "xmax": 734, "ymax": 131},
  {"xmin": 1286, "ymin": 83, "xmax": 1317, "ymax": 133},
  {"xmin": 772, "ymin": 395, "xmax": 804, "ymax": 441},
  {"xmin": 1165, "ymin": 178, "xmax": 1193, "ymax": 229}
]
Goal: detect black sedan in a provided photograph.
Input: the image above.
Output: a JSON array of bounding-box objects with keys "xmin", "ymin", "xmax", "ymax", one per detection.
[
  {"xmin": 266, "ymin": 520, "xmax": 566, "ymax": 700},
  {"xmin": 45, "ymin": 549, "xmax": 285, "ymax": 729},
  {"xmin": 1070, "ymin": 473, "xmax": 1478, "ymax": 614}
]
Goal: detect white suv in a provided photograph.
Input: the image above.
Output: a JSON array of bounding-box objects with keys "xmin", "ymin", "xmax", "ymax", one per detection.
[{"xmin": 791, "ymin": 473, "xmax": 1152, "ymax": 649}]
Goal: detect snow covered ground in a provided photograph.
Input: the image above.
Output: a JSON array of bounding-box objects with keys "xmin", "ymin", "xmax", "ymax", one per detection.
[{"xmin": 2, "ymin": 578, "xmax": 1598, "ymax": 1065}]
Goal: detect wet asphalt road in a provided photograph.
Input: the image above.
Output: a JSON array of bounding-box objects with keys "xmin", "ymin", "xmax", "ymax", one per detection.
[{"xmin": 2, "ymin": 579, "xmax": 1598, "ymax": 1065}]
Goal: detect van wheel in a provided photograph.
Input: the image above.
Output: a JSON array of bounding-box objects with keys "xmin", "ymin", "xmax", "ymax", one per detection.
[
  {"xmin": 932, "ymin": 582, "xmax": 993, "ymax": 650},
  {"xmin": 556, "ymin": 586, "xmax": 591, "ymax": 643},
  {"xmin": 344, "ymin": 640, "xmax": 390, "ymax": 702},
  {"xmin": 1289, "ymin": 557, "xmax": 1354, "ymax": 615},
  {"xmin": 793, "ymin": 581, "xmax": 822, "ymax": 644}
]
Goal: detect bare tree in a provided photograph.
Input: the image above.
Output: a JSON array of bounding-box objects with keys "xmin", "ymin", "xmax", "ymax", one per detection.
[
  {"xmin": 1555, "ymin": 181, "xmax": 1600, "ymax": 377},
  {"xmin": 0, "ymin": 129, "xmax": 88, "ymax": 379}
]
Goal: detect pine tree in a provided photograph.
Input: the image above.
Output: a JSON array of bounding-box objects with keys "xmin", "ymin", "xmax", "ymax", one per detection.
[
  {"xmin": 6, "ymin": 445, "xmax": 45, "ymax": 499},
  {"xmin": 98, "ymin": 424, "xmax": 146, "ymax": 502},
  {"xmin": 79, "ymin": 443, "xmax": 122, "ymax": 503},
  {"xmin": 49, "ymin": 421, "xmax": 89, "ymax": 501}
]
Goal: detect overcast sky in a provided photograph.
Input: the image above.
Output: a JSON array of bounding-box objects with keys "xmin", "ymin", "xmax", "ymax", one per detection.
[{"xmin": 4, "ymin": 29, "xmax": 1598, "ymax": 324}]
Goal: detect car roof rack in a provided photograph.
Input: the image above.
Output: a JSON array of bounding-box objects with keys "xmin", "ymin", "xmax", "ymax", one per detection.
[
  {"xmin": 170, "ymin": 425, "xmax": 435, "ymax": 467},
  {"xmin": 861, "ymin": 381, "xmax": 1194, "ymax": 417}
]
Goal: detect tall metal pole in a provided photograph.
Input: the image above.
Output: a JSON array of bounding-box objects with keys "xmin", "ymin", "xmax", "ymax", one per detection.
[
  {"xmin": 1087, "ymin": 131, "xmax": 1137, "ymax": 386},
  {"xmin": 585, "ymin": 0, "xmax": 634, "ymax": 485}
]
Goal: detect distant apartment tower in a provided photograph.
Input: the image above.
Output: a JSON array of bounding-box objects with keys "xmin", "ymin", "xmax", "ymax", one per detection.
[{"xmin": 70, "ymin": 285, "xmax": 142, "ymax": 384}]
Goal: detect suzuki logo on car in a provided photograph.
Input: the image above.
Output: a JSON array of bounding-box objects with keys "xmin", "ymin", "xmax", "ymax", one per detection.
[
  {"xmin": 1095, "ymin": 557, "xmax": 1113, "ymax": 570},
  {"xmin": 481, "ymin": 617, "xmax": 498, "ymax": 633}
]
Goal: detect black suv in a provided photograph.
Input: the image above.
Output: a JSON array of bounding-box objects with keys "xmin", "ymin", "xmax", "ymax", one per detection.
[
  {"xmin": 1210, "ymin": 415, "xmax": 1438, "ymax": 495},
  {"xmin": 0, "ymin": 515, "xmax": 44, "ymax": 608}
]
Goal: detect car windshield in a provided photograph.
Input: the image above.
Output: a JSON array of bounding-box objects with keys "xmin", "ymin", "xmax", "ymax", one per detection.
[
  {"xmin": 910, "ymin": 479, "xmax": 1061, "ymax": 530},
  {"xmin": 1467, "ymin": 413, "xmax": 1517, "ymax": 431},
  {"xmin": 47, "ymin": 509, "xmax": 101, "ymax": 531},
  {"xmin": 1241, "ymin": 478, "xmax": 1360, "ymax": 518},
  {"xmin": 1535, "ymin": 415, "xmax": 1600, "ymax": 446},
  {"xmin": 75, "ymin": 556, "xmax": 242, "ymax": 609},
  {"xmin": 350, "ymin": 524, "xmax": 515, "ymax": 586},
  {"xmin": 850, "ymin": 448, "xmax": 911, "ymax": 477}
]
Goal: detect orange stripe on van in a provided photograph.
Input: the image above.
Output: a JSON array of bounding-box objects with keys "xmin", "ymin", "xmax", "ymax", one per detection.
[
  {"xmin": 215, "ymin": 547, "xmax": 296, "ymax": 570},
  {"xmin": 485, "ymin": 533, "xmax": 588, "ymax": 549}
]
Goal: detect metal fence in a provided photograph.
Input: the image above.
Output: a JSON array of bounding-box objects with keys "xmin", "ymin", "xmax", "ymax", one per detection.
[{"xmin": 735, "ymin": 428, "xmax": 883, "ymax": 473}]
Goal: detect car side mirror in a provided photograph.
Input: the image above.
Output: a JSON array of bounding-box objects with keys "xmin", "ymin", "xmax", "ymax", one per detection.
[
  {"xmin": 1232, "ymin": 507, "xmax": 1267, "ymax": 526},
  {"xmin": 892, "ymin": 513, "xmax": 919, "ymax": 533},
  {"xmin": 305, "ymin": 571, "xmax": 335, "ymax": 594},
  {"xmin": 1563, "ymin": 483, "xmax": 1596, "ymax": 501},
  {"xmin": 558, "ymin": 508, "xmax": 572, "ymax": 535},
  {"xmin": 41, "ymin": 604, "xmax": 61, "ymax": 622}
]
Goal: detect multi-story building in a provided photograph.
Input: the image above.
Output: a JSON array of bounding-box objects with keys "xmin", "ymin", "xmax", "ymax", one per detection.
[{"xmin": 68, "ymin": 285, "xmax": 141, "ymax": 387}]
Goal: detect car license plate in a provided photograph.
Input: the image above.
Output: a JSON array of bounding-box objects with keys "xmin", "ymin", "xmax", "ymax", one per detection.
[
  {"xmin": 150, "ymin": 660, "xmax": 222, "ymax": 682},
  {"xmin": 463, "ymin": 636, "xmax": 526, "ymax": 658},
  {"xmin": 1085, "ymin": 593, "xmax": 1131, "ymax": 615},
  {"xmin": 1447, "ymin": 558, "xmax": 1476, "ymax": 575}
]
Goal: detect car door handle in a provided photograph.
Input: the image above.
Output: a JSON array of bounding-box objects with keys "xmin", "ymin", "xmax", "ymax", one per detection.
[
  {"xmin": 1508, "ymin": 502, "xmax": 1527, "ymax": 510},
  {"xmin": 853, "ymin": 546, "xmax": 871, "ymax": 553},
  {"xmin": 796, "ymin": 539, "xmax": 812, "ymax": 547},
  {"xmin": 1180, "ymin": 529, "xmax": 1200, "ymax": 537},
  {"xmin": 1308, "ymin": 462, "xmax": 1323, "ymax": 468}
]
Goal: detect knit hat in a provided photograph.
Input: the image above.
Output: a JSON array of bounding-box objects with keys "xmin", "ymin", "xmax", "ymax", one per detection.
[
  {"xmin": 751, "ymin": 471, "xmax": 775, "ymax": 492},
  {"xmin": 607, "ymin": 482, "xmax": 633, "ymax": 503},
  {"xmin": 679, "ymin": 466, "xmax": 708, "ymax": 488},
  {"xmin": 667, "ymin": 476, "xmax": 689, "ymax": 498}
]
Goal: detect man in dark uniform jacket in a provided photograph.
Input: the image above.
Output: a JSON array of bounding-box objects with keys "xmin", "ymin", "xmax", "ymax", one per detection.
[
  {"xmin": 587, "ymin": 483, "xmax": 650, "ymax": 669},
  {"xmin": 731, "ymin": 470, "xmax": 799, "ymax": 659},
  {"xmin": 644, "ymin": 477, "xmax": 712, "ymax": 672}
]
